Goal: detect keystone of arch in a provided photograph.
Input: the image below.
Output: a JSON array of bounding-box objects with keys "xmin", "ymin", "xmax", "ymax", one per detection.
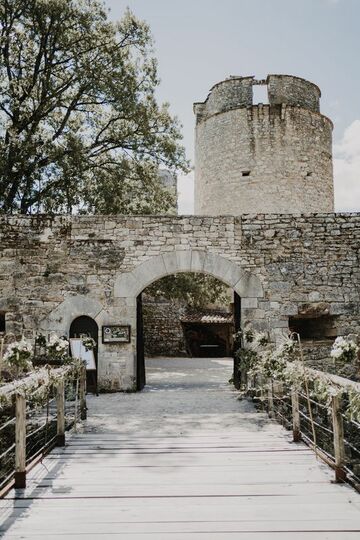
[{"xmin": 114, "ymin": 250, "xmax": 263, "ymax": 299}]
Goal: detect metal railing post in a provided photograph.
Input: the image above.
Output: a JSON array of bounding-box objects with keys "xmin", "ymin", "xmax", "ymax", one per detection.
[
  {"xmin": 291, "ymin": 389, "xmax": 301, "ymax": 442},
  {"xmin": 246, "ymin": 372, "xmax": 254, "ymax": 392},
  {"xmin": 267, "ymin": 381, "xmax": 274, "ymax": 418},
  {"xmin": 56, "ymin": 379, "xmax": 65, "ymax": 446},
  {"xmin": 14, "ymin": 393, "xmax": 26, "ymax": 489},
  {"xmin": 331, "ymin": 394, "xmax": 346, "ymax": 482}
]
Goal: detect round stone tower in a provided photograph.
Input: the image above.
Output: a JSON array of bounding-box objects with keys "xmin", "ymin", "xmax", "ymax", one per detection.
[{"xmin": 194, "ymin": 74, "xmax": 334, "ymax": 215}]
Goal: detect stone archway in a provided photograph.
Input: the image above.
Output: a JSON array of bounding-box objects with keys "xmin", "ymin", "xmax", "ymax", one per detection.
[
  {"xmin": 114, "ymin": 250, "xmax": 264, "ymax": 390},
  {"xmin": 114, "ymin": 250, "xmax": 263, "ymax": 300}
]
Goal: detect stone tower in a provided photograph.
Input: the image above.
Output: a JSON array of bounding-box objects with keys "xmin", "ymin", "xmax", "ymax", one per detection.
[{"xmin": 194, "ymin": 75, "xmax": 334, "ymax": 215}]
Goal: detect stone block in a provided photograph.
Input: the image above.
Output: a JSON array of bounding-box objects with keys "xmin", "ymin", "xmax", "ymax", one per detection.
[
  {"xmin": 280, "ymin": 303, "xmax": 298, "ymax": 316},
  {"xmin": 131, "ymin": 255, "xmax": 167, "ymax": 292},
  {"xmin": 203, "ymin": 252, "xmax": 241, "ymax": 286},
  {"xmin": 114, "ymin": 272, "xmax": 138, "ymax": 298},
  {"xmin": 234, "ymin": 272, "xmax": 263, "ymax": 298},
  {"xmin": 174, "ymin": 250, "xmax": 193, "ymax": 272},
  {"xmin": 309, "ymin": 291, "xmax": 321, "ymax": 301},
  {"xmin": 190, "ymin": 250, "xmax": 206, "ymax": 273},
  {"xmin": 241, "ymin": 298, "xmax": 258, "ymax": 309},
  {"xmin": 270, "ymin": 319, "xmax": 289, "ymax": 329}
]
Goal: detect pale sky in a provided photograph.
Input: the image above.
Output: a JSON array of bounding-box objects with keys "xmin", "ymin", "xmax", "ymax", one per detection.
[{"xmin": 105, "ymin": 0, "xmax": 360, "ymax": 213}]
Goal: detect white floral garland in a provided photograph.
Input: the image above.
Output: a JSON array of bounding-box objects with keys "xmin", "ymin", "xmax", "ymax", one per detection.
[
  {"xmin": 0, "ymin": 359, "xmax": 85, "ymax": 408},
  {"xmin": 237, "ymin": 328, "xmax": 360, "ymax": 422}
]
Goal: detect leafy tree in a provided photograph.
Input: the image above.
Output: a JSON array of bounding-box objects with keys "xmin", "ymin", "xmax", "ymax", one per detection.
[
  {"xmin": 146, "ymin": 273, "xmax": 231, "ymax": 309},
  {"xmin": 0, "ymin": 0, "xmax": 188, "ymax": 214}
]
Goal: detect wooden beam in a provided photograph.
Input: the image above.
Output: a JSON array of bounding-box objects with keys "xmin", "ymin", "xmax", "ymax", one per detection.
[
  {"xmin": 291, "ymin": 389, "xmax": 301, "ymax": 442},
  {"xmin": 331, "ymin": 394, "xmax": 346, "ymax": 483},
  {"xmin": 14, "ymin": 393, "xmax": 26, "ymax": 489},
  {"xmin": 268, "ymin": 382, "xmax": 274, "ymax": 418},
  {"xmin": 80, "ymin": 365, "xmax": 87, "ymax": 420}
]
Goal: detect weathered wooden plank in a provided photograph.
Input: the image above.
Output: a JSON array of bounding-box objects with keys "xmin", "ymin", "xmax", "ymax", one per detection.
[
  {"xmin": 2, "ymin": 530, "xmax": 359, "ymax": 540},
  {"xmin": 1, "ymin": 357, "xmax": 360, "ymax": 540}
]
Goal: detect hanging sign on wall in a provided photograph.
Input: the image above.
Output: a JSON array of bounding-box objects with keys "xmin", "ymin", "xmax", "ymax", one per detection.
[{"xmin": 102, "ymin": 325, "xmax": 131, "ymax": 343}]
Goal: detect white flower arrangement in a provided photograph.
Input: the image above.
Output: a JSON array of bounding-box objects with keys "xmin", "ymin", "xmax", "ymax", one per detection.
[
  {"xmin": 330, "ymin": 336, "xmax": 359, "ymax": 364},
  {"xmin": 245, "ymin": 332, "xmax": 299, "ymax": 383},
  {"xmin": 3, "ymin": 338, "xmax": 33, "ymax": 370},
  {"xmin": 243, "ymin": 327, "xmax": 254, "ymax": 343},
  {"xmin": 236, "ymin": 326, "xmax": 360, "ymax": 423},
  {"xmin": 81, "ymin": 336, "xmax": 96, "ymax": 351},
  {"xmin": 253, "ymin": 331, "xmax": 269, "ymax": 348},
  {"xmin": 47, "ymin": 333, "xmax": 69, "ymax": 359},
  {"xmin": 278, "ymin": 337, "xmax": 298, "ymax": 357}
]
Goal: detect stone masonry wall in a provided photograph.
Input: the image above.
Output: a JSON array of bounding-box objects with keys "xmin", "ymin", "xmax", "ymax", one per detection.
[
  {"xmin": 195, "ymin": 105, "xmax": 333, "ymax": 215},
  {"xmin": 143, "ymin": 299, "xmax": 186, "ymax": 357},
  {"xmin": 194, "ymin": 77, "xmax": 254, "ymax": 122},
  {"xmin": 194, "ymin": 75, "xmax": 333, "ymax": 216},
  {"xmin": 0, "ymin": 213, "xmax": 359, "ymax": 389},
  {"xmin": 267, "ymin": 75, "xmax": 321, "ymax": 112}
]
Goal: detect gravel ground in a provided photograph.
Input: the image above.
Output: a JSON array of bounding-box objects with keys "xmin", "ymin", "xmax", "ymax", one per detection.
[{"xmin": 85, "ymin": 356, "xmax": 268, "ymax": 437}]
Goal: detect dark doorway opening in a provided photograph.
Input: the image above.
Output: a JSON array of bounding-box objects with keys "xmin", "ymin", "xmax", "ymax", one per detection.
[
  {"xmin": 69, "ymin": 315, "xmax": 98, "ymax": 393},
  {"xmin": 181, "ymin": 314, "xmax": 233, "ymax": 357},
  {"xmin": 233, "ymin": 292, "xmax": 241, "ymax": 389},
  {"xmin": 289, "ymin": 315, "xmax": 338, "ymax": 341},
  {"xmin": 136, "ymin": 293, "xmax": 146, "ymax": 391},
  {"xmin": 135, "ymin": 275, "xmax": 241, "ymax": 391}
]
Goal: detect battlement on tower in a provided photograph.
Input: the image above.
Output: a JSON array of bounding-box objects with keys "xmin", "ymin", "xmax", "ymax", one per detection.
[{"xmin": 194, "ymin": 74, "xmax": 321, "ymax": 124}]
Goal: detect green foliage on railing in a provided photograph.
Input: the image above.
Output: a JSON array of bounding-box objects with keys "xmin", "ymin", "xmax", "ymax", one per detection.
[{"xmin": 235, "ymin": 327, "xmax": 360, "ymax": 422}]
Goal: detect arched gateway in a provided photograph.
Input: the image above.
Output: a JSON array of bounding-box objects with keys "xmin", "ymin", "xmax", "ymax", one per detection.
[
  {"xmin": 115, "ymin": 250, "xmax": 264, "ymax": 390},
  {"xmin": 114, "ymin": 250, "xmax": 263, "ymax": 299}
]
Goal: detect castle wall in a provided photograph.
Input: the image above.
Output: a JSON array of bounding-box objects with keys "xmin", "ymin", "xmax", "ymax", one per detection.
[
  {"xmin": 194, "ymin": 75, "xmax": 334, "ymax": 215},
  {"xmin": 0, "ymin": 213, "xmax": 359, "ymax": 389},
  {"xmin": 143, "ymin": 299, "xmax": 186, "ymax": 357},
  {"xmin": 267, "ymin": 74, "xmax": 320, "ymax": 112},
  {"xmin": 194, "ymin": 77, "xmax": 254, "ymax": 121}
]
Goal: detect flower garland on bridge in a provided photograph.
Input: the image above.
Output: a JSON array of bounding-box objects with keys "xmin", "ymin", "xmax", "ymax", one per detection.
[
  {"xmin": 235, "ymin": 327, "xmax": 360, "ymax": 422},
  {"xmin": 0, "ymin": 333, "xmax": 86, "ymax": 408}
]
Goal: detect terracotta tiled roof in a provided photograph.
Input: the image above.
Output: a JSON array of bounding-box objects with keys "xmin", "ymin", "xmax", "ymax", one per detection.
[{"xmin": 180, "ymin": 311, "xmax": 233, "ymax": 324}]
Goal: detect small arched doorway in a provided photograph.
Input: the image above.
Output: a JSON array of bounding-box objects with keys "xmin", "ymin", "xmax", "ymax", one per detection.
[{"xmin": 69, "ymin": 315, "xmax": 98, "ymax": 393}]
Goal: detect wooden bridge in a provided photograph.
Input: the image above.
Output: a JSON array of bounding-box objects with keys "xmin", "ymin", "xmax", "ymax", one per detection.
[{"xmin": 1, "ymin": 357, "xmax": 360, "ymax": 539}]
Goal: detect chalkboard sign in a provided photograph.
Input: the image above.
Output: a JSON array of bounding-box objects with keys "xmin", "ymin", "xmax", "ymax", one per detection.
[{"xmin": 69, "ymin": 338, "xmax": 96, "ymax": 371}]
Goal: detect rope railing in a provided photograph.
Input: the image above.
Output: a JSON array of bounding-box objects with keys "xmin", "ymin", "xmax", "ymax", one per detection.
[
  {"xmin": 0, "ymin": 362, "xmax": 86, "ymax": 495},
  {"xmin": 248, "ymin": 366, "xmax": 360, "ymax": 490}
]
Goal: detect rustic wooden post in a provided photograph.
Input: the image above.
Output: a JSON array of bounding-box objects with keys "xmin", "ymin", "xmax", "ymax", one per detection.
[
  {"xmin": 291, "ymin": 389, "xmax": 301, "ymax": 442},
  {"xmin": 0, "ymin": 338, "xmax": 4, "ymax": 383},
  {"xmin": 56, "ymin": 379, "xmax": 65, "ymax": 447},
  {"xmin": 246, "ymin": 372, "xmax": 254, "ymax": 392},
  {"xmin": 331, "ymin": 394, "xmax": 346, "ymax": 482},
  {"xmin": 79, "ymin": 365, "xmax": 87, "ymax": 420},
  {"xmin": 74, "ymin": 376, "xmax": 79, "ymax": 432},
  {"xmin": 259, "ymin": 375, "xmax": 265, "ymax": 407},
  {"xmin": 267, "ymin": 381, "xmax": 274, "ymax": 418},
  {"xmin": 14, "ymin": 393, "xmax": 26, "ymax": 489},
  {"xmin": 241, "ymin": 366, "xmax": 248, "ymax": 390}
]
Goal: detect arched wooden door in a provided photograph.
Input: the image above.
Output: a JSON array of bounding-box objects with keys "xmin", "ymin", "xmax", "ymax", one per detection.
[{"xmin": 69, "ymin": 316, "xmax": 98, "ymax": 393}]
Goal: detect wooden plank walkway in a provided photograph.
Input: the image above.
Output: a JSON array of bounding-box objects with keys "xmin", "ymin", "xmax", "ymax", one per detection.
[{"xmin": 1, "ymin": 357, "xmax": 360, "ymax": 539}]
